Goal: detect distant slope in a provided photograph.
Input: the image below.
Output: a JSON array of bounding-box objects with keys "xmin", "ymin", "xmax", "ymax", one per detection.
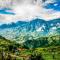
[{"xmin": 0, "ymin": 18, "xmax": 60, "ymax": 42}]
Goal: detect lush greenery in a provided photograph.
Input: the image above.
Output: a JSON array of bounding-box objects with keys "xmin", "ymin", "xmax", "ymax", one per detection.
[
  {"xmin": 23, "ymin": 35, "xmax": 60, "ymax": 49},
  {"xmin": 0, "ymin": 35, "xmax": 60, "ymax": 60}
]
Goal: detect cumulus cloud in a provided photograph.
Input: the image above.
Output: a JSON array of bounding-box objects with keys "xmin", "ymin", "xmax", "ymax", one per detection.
[{"xmin": 0, "ymin": 0, "xmax": 60, "ymax": 24}]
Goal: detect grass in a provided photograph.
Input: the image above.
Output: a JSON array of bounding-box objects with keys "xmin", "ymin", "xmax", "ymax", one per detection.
[
  {"xmin": 0, "ymin": 46, "xmax": 60, "ymax": 60},
  {"xmin": 9, "ymin": 46, "xmax": 60, "ymax": 60},
  {"xmin": 0, "ymin": 35, "xmax": 60, "ymax": 60}
]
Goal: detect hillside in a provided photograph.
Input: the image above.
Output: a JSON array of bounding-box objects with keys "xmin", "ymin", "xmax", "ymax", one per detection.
[
  {"xmin": 0, "ymin": 35, "xmax": 60, "ymax": 60},
  {"xmin": 0, "ymin": 18, "xmax": 60, "ymax": 42}
]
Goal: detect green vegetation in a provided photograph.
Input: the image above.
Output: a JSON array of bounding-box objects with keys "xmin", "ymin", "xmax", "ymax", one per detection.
[
  {"xmin": 0, "ymin": 35, "xmax": 60, "ymax": 60},
  {"xmin": 23, "ymin": 35, "xmax": 60, "ymax": 49}
]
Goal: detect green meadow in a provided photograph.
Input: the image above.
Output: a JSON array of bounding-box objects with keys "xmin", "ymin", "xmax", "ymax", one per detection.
[{"xmin": 0, "ymin": 35, "xmax": 60, "ymax": 60}]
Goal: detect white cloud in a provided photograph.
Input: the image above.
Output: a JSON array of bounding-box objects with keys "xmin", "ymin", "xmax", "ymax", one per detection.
[
  {"xmin": 54, "ymin": 3, "xmax": 58, "ymax": 6},
  {"xmin": 0, "ymin": 0, "xmax": 60, "ymax": 24}
]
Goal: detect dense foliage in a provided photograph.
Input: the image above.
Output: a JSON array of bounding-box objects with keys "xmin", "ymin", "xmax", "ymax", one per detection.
[
  {"xmin": 0, "ymin": 35, "xmax": 60, "ymax": 60},
  {"xmin": 23, "ymin": 35, "xmax": 60, "ymax": 49}
]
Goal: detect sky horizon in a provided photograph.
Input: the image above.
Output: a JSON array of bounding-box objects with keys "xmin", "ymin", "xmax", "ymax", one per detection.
[{"xmin": 0, "ymin": 0, "xmax": 60, "ymax": 24}]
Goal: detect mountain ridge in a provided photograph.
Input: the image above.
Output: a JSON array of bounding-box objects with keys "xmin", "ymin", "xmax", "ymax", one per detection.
[{"xmin": 0, "ymin": 18, "xmax": 60, "ymax": 41}]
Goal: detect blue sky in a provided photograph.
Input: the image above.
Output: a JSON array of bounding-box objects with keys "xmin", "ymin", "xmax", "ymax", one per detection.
[
  {"xmin": 0, "ymin": 8, "xmax": 15, "ymax": 15},
  {"xmin": 0, "ymin": 0, "xmax": 60, "ymax": 24},
  {"xmin": 0, "ymin": 0, "xmax": 60, "ymax": 14},
  {"xmin": 0, "ymin": 1, "xmax": 60, "ymax": 14},
  {"xmin": 45, "ymin": 1, "xmax": 60, "ymax": 11}
]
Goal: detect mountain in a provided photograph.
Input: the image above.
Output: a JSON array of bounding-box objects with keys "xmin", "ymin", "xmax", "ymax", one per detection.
[
  {"xmin": 47, "ymin": 18, "xmax": 60, "ymax": 35},
  {"xmin": 0, "ymin": 18, "xmax": 60, "ymax": 42}
]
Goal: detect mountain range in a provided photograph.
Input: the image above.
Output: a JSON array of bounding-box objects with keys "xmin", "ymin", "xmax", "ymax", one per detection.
[{"xmin": 0, "ymin": 18, "xmax": 60, "ymax": 42}]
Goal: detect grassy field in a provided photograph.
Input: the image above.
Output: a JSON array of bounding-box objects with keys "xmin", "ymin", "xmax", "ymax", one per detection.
[
  {"xmin": 7, "ymin": 46, "xmax": 60, "ymax": 60},
  {"xmin": 0, "ymin": 35, "xmax": 60, "ymax": 60},
  {"xmin": 19, "ymin": 46, "xmax": 60, "ymax": 60},
  {"xmin": 34, "ymin": 47, "xmax": 60, "ymax": 60},
  {"xmin": 0, "ymin": 46, "xmax": 59, "ymax": 60}
]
